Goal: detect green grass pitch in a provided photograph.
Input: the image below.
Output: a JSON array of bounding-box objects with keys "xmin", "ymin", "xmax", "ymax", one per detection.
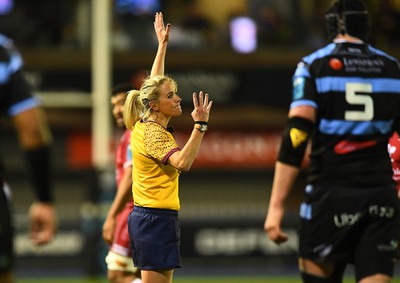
[{"xmin": 17, "ymin": 276, "xmax": 400, "ymax": 283}]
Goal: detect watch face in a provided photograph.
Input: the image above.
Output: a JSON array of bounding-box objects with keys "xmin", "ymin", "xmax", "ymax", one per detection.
[
  {"xmin": 196, "ymin": 123, "xmax": 208, "ymax": 132},
  {"xmin": 200, "ymin": 124, "xmax": 208, "ymax": 132}
]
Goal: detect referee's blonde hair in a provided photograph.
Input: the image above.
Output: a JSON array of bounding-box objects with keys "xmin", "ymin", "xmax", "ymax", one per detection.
[{"xmin": 123, "ymin": 75, "xmax": 177, "ymax": 130}]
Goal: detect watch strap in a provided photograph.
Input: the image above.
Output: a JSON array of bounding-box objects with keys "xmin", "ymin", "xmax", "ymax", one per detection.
[{"xmin": 195, "ymin": 121, "xmax": 208, "ymax": 126}]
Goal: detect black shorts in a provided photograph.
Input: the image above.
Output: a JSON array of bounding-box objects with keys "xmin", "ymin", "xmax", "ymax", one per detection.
[
  {"xmin": 128, "ymin": 206, "xmax": 181, "ymax": 271},
  {"xmin": 298, "ymin": 183, "xmax": 400, "ymax": 281},
  {"xmin": 0, "ymin": 182, "xmax": 13, "ymax": 274}
]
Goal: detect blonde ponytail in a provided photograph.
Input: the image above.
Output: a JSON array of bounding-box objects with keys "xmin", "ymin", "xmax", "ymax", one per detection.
[{"xmin": 123, "ymin": 90, "xmax": 142, "ymax": 129}]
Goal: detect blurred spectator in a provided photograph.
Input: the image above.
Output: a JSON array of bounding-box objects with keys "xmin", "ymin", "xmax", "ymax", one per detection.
[
  {"xmin": 1, "ymin": 0, "xmax": 398, "ymax": 53},
  {"xmin": 112, "ymin": 19, "xmax": 135, "ymax": 51},
  {"xmin": 115, "ymin": 14, "xmax": 155, "ymax": 50},
  {"xmin": 371, "ymin": 0, "xmax": 400, "ymax": 48},
  {"xmin": 304, "ymin": 3, "xmax": 328, "ymax": 50},
  {"xmin": 163, "ymin": 0, "xmax": 217, "ymax": 50},
  {"xmin": 257, "ymin": 5, "xmax": 288, "ymax": 47},
  {"xmin": 180, "ymin": 1, "xmax": 214, "ymax": 49},
  {"xmin": 113, "ymin": 0, "xmax": 163, "ymax": 50},
  {"xmin": 0, "ymin": 0, "xmax": 73, "ymax": 48}
]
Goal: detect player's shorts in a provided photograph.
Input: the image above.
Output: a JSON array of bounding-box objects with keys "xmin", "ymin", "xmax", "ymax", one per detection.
[
  {"xmin": 0, "ymin": 182, "xmax": 13, "ymax": 274},
  {"xmin": 105, "ymin": 250, "xmax": 138, "ymax": 273},
  {"xmin": 299, "ymin": 183, "xmax": 400, "ymax": 281},
  {"xmin": 128, "ymin": 206, "xmax": 181, "ymax": 271},
  {"xmin": 110, "ymin": 203, "xmax": 134, "ymax": 256}
]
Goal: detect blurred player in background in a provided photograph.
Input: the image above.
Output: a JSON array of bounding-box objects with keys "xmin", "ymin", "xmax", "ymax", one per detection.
[
  {"xmin": 388, "ymin": 132, "xmax": 400, "ymax": 198},
  {"xmin": 103, "ymin": 83, "xmax": 141, "ymax": 283},
  {"xmin": 0, "ymin": 34, "xmax": 56, "ymax": 283},
  {"xmin": 102, "ymin": 12, "xmax": 170, "ymax": 283},
  {"xmin": 264, "ymin": 0, "xmax": 400, "ymax": 282}
]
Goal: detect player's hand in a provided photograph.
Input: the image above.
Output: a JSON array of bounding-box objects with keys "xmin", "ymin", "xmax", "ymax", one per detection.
[
  {"xmin": 29, "ymin": 202, "xmax": 57, "ymax": 246},
  {"xmin": 191, "ymin": 91, "xmax": 213, "ymax": 123},
  {"xmin": 102, "ymin": 216, "xmax": 116, "ymax": 245},
  {"xmin": 265, "ymin": 225, "xmax": 288, "ymax": 245},
  {"xmin": 154, "ymin": 12, "xmax": 170, "ymax": 44},
  {"xmin": 264, "ymin": 206, "xmax": 288, "ymax": 245}
]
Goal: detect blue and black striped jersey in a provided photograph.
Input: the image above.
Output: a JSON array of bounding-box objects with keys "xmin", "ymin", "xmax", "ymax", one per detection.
[
  {"xmin": 0, "ymin": 34, "xmax": 40, "ymax": 178},
  {"xmin": 0, "ymin": 34, "xmax": 39, "ymax": 118},
  {"xmin": 292, "ymin": 41, "xmax": 400, "ymax": 187}
]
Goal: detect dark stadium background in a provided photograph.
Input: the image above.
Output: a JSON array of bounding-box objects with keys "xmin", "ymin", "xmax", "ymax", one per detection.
[{"xmin": 0, "ymin": 0, "xmax": 399, "ymax": 280}]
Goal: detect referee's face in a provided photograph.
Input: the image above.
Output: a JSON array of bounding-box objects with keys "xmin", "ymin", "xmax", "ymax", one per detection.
[{"xmin": 157, "ymin": 81, "xmax": 182, "ymax": 118}]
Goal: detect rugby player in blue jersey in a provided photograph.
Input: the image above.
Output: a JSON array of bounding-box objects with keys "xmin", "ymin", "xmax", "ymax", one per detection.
[
  {"xmin": 264, "ymin": 0, "xmax": 400, "ymax": 282},
  {"xmin": 0, "ymin": 34, "xmax": 56, "ymax": 283}
]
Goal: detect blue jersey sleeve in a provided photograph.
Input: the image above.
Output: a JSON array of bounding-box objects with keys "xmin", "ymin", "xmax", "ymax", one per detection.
[{"xmin": 0, "ymin": 34, "xmax": 38, "ymax": 117}]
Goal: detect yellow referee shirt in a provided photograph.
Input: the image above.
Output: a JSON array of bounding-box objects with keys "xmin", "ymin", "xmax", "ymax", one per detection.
[{"xmin": 131, "ymin": 120, "xmax": 181, "ymax": 210}]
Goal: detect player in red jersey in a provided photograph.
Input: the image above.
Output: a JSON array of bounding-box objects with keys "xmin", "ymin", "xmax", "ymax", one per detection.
[
  {"xmin": 103, "ymin": 83, "xmax": 140, "ymax": 283},
  {"xmin": 102, "ymin": 12, "xmax": 170, "ymax": 283},
  {"xmin": 388, "ymin": 132, "xmax": 400, "ymax": 197}
]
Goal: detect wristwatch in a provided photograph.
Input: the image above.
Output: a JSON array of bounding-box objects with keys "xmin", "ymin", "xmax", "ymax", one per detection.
[{"xmin": 194, "ymin": 121, "xmax": 208, "ymax": 133}]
